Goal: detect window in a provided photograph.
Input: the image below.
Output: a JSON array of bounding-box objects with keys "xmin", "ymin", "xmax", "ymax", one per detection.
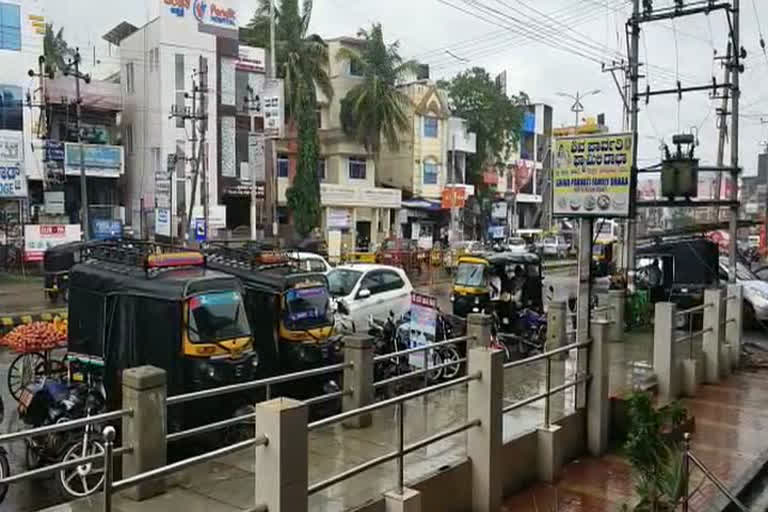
[
  {"xmin": 124, "ymin": 125, "xmax": 133, "ymax": 154},
  {"xmin": 151, "ymin": 147, "xmax": 161, "ymax": 176},
  {"xmin": 348, "ymin": 157, "xmax": 366, "ymax": 180},
  {"xmin": 308, "ymin": 258, "xmax": 328, "ymax": 273},
  {"xmin": 423, "ymin": 117, "xmax": 438, "ymax": 138},
  {"xmin": 125, "ymin": 63, "xmax": 135, "ymax": 94},
  {"xmin": 423, "ymin": 161, "xmax": 438, "ymax": 185},
  {"xmin": 175, "ymin": 54, "xmax": 185, "ymax": 91},
  {"xmin": 0, "ymin": 85, "xmax": 21, "ymax": 131},
  {"xmin": 359, "ymin": 271, "xmax": 384, "ymax": 296},
  {"xmin": 317, "ymin": 158, "xmax": 326, "ymax": 181},
  {"xmin": 175, "ymin": 92, "xmax": 185, "ymax": 128},
  {"xmin": 349, "ymin": 58, "xmax": 363, "ymax": 77},
  {"xmin": 0, "ymin": 3, "xmax": 20, "ymax": 51},
  {"xmin": 315, "ymin": 109, "xmax": 322, "ymax": 129},
  {"xmin": 149, "ymin": 47, "xmax": 159, "ymax": 72},
  {"xmin": 277, "ymin": 154, "xmax": 289, "ymax": 178},
  {"xmin": 380, "ymin": 271, "xmax": 405, "ymax": 292}
]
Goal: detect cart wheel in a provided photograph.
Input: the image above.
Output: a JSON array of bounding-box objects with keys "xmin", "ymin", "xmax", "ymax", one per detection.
[
  {"xmin": 34, "ymin": 358, "xmax": 68, "ymax": 381},
  {"xmin": 0, "ymin": 449, "xmax": 8, "ymax": 504},
  {"xmin": 8, "ymin": 353, "xmax": 46, "ymax": 401},
  {"xmin": 58, "ymin": 439, "xmax": 105, "ymax": 498}
]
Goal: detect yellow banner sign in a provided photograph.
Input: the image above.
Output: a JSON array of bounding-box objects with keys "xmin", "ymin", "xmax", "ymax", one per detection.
[{"xmin": 553, "ymin": 133, "xmax": 634, "ymax": 217}]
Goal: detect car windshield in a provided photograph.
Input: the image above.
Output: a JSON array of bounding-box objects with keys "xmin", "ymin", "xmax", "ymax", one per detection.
[
  {"xmin": 284, "ymin": 286, "xmax": 331, "ymax": 329},
  {"xmin": 509, "ymin": 238, "xmax": 525, "ymax": 246},
  {"xmin": 327, "ymin": 269, "xmax": 363, "ymax": 297},
  {"xmin": 544, "ymin": 237, "xmax": 556, "ymax": 244},
  {"xmin": 455, "ymin": 262, "xmax": 486, "ymax": 287},
  {"xmin": 187, "ymin": 291, "xmax": 251, "ymax": 343}
]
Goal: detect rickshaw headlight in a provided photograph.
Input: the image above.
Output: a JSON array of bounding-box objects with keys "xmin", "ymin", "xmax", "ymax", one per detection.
[
  {"xmin": 449, "ymin": 294, "xmax": 454, "ymax": 302},
  {"xmin": 251, "ymin": 351, "xmax": 260, "ymax": 368},
  {"xmin": 474, "ymin": 296, "xmax": 480, "ymax": 305}
]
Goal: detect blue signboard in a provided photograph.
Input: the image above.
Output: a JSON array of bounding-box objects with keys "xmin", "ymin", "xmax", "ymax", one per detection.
[
  {"xmin": 44, "ymin": 141, "xmax": 65, "ymax": 162},
  {"xmin": 91, "ymin": 219, "xmax": 122, "ymax": 240},
  {"xmin": 195, "ymin": 219, "xmax": 206, "ymax": 243},
  {"xmin": 65, "ymin": 144, "xmax": 123, "ymax": 177}
]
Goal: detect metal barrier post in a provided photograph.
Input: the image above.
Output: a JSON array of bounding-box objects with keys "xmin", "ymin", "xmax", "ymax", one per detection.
[
  {"xmin": 653, "ymin": 302, "xmax": 678, "ymax": 402},
  {"xmin": 546, "ymin": 301, "xmax": 567, "ymax": 421},
  {"xmin": 466, "ymin": 313, "xmax": 492, "ymax": 350},
  {"xmin": 342, "ymin": 334, "xmax": 374, "ymax": 429},
  {"xmin": 122, "ymin": 366, "xmax": 167, "ymax": 500},
  {"xmin": 255, "ymin": 398, "xmax": 308, "ymax": 512},
  {"xmin": 544, "ymin": 358, "xmax": 551, "ymax": 428},
  {"xmin": 682, "ymin": 433, "xmax": 691, "ymax": 512},
  {"xmin": 588, "ymin": 319, "xmax": 610, "ymax": 456},
  {"xmin": 608, "ymin": 289, "xmax": 625, "ymax": 342},
  {"xmin": 102, "ymin": 426, "xmax": 116, "ymax": 512},
  {"xmin": 537, "ymin": 352, "xmax": 562, "ymax": 483},
  {"xmin": 467, "ymin": 346, "xmax": 503, "ymax": 512},
  {"xmin": 397, "ymin": 402, "xmax": 405, "ymax": 494},
  {"xmin": 726, "ymin": 284, "xmax": 743, "ymax": 369},
  {"xmin": 703, "ymin": 289, "xmax": 724, "ymax": 383}
]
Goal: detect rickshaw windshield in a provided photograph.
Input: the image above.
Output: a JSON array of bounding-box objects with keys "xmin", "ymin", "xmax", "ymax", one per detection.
[
  {"xmin": 283, "ymin": 286, "xmax": 331, "ymax": 330},
  {"xmin": 187, "ymin": 291, "xmax": 251, "ymax": 343},
  {"xmin": 455, "ymin": 263, "xmax": 486, "ymax": 287}
]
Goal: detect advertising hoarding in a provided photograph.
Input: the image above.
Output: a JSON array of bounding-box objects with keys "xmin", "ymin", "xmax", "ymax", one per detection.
[
  {"xmin": 65, "ymin": 144, "xmax": 124, "ymax": 178},
  {"xmin": 409, "ymin": 292, "xmax": 437, "ymax": 369},
  {"xmin": 0, "ymin": 133, "xmax": 26, "ymax": 198},
  {"xmin": 553, "ymin": 132, "xmax": 634, "ymax": 218},
  {"xmin": 155, "ymin": 208, "xmax": 171, "ymax": 237},
  {"xmin": 24, "ymin": 225, "xmax": 81, "ymax": 262}
]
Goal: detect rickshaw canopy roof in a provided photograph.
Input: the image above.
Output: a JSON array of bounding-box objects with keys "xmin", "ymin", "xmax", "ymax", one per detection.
[
  {"xmin": 206, "ymin": 259, "xmax": 328, "ymax": 293},
  {"xmin": 485, "ymin": 251, "xmax": 541, "ymax": 266}
]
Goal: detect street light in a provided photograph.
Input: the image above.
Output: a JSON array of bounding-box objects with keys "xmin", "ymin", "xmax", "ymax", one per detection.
[{"xmin": 556, "ymin": 89, "xmax": 601, "ymax": 127}]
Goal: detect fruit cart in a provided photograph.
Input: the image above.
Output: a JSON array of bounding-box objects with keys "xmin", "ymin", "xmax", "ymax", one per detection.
[{"xmin": 2, "ymin": 319, "xmax": 68, "ymax": 401}]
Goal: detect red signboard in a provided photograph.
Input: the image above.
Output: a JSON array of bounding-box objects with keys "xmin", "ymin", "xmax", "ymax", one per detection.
[
  {"xmin": 441, "ymin": 187, "xmax": 466, "ymax": 209},
  {"xmin": 483, "ymin": 171, "xmax": 499, "ymax": 185}
]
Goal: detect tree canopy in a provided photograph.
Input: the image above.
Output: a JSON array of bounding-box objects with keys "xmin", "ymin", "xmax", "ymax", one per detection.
[{"xmin": 44, "ymin": 24, "xmax": 74, "ymax": 73}]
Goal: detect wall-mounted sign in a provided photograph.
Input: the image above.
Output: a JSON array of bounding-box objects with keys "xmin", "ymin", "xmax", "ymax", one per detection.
[
  {"xmin": 155, "ymin": 208, "xmax": 171, "ymax": 237},
  {"xmin": 491, "ymin": 202, "xmax": 507, "ymax": 220},
  {"xmin": 193, "ymin": 0, "xmax": 237, "ymax": 28},
  {"xmin": 0, "ymin": 133, "xmax": 25, "ymax": 198},
  {"xmin": 553, "ymin": 132, "xmax": 634, "ymax": 218},
  {"xmin": 236, "ymin": 46, "xmax": 266, "ymax": 73},
  {"xmin": 24, "ymin": 225, "xmax": 81, "ymax": 262},
  {"xmin": 65, "ymin": 144, "xmax": 124, "ymax": 178},
  {"xmin": 44, "ymin": 191, "xmax": 65, "ymax": 215},
  {"xmin": 327, "ymin": 208, "xmax": 351, "ymax": 229},
  {"xmin": 441, "ymin": 187, "xmax": 466, "ymax": 209},
  {"xmin": 262, "ymin": 79, "xmax": 284, "ymax": 139}
]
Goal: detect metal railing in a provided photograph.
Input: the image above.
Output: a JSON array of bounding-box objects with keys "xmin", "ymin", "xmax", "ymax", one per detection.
[
  {"xmin": 306, "ymin": 372, "xmax": 481, "ymax": 496},
  {"xmin": 502, "ymin": 341, "xmax": 591, "ymax": 427},
  {"xmin": 673, "ymin": 303, "xmax": 713, "ymax": 360},
  {"xmin": 681, "ymin": 432, "xmax": 749, "ymax": 512}
]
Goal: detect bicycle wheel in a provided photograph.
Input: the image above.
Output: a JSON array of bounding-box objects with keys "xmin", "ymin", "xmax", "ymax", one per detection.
[
  {"xmin": 8, "ymin": 352, "xmax": 46, "ymax": 401},
  {"xmin": 426, "ymin": 348, "xmax": 443, "ymax": 383},
  {"xmin": 58, "ymin": 439, "xmax": 105, "ymax": 498},
  {"xmin": 439, "ymin": 346, "xmax": 463, "ymax": 380}
]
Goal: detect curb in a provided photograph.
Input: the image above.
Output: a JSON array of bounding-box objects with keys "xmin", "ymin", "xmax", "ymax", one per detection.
[
  {"xmin": 706, "ymin": 442, "xmax": 768, "ymax": 512},
  {"xmin": 0, "ymin": 309, "xmax": 68, "ymax": 335}
]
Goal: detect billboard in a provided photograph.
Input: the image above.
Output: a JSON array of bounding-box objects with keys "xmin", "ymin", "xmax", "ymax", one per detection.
[
  {"xmin": 65, "ymin": 143, "xmax": 124, "ymax": 178},
  {"xmin": 553, "ymin": 132, "xmax": 634, "ymax": 218},
  {"xmin": 24, "ymin": 225, "xmax": 81, "ymax": 262},
  {"xmin": 0, "ymin": 133, "xmax": 26, "ymax": 198}
]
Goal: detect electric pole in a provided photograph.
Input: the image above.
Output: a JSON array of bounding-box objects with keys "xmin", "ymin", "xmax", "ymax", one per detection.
[
  {"xmin": 63, "ymin": 50, "xmax": 91, "ymax": 240},
  {"xmin": 627, "ymin": 0, "xmax": 640, "ymax": 289},
  {"xmin": 729, "ymin": 0, "xmax": 741, "ymax": 283},
  {"xmin": 714, "ymin": 43, "xmax": 732, "ymax": 223},
  {"xmin": 270, "ymin": 0, "xmax": 278, "ymax": 239}
]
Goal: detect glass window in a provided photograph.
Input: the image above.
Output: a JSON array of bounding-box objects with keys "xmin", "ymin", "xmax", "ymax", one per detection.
[
  {"xmin": 327, "ymin": 269, "xmax": 362, "ymax": 297},
  {"xmin": 175, "ymin": 92, "xmax": 185, "ymax": 128},
  {"xmin": 349, "ymin": 157, "xmax": 366, "ymax": 180},
  {"xmin": 283, "ymin": 286, "xmax": 330, "ymax": 329},
  {"xmin": 187, "ymin": 291, "xmax": 251, "ymax": 342},
  {"xmin": 359, "ymin": 271, "xmax": 384, "ymax": 296},
  {"xmin": 423, "ymin": 117, "xmax": 438, "ymax": 138},
  {"xmin": 308, "ymin": 259, "xmax": 327, "ymax": 273},
  {"xmin": 0, "ymin": 3, "xmax": 20, "ymax": 51},
  {"xmin": 175, "ymin": 54, "xmax": 185, "ymax": 91},
  {"xmin": 125, "ymin": 63, "xmax": 135, "ymax": 94},
  {"xmin": 423, "ymin": 161, "xmax": 438, "ymax": 185},
  {"xmin": 349, "ymin": 58, "xmax": 363, "ymax": 77},
  {"xmin": 455, "ymin": 263, "xmax": 486, "ymax": 287},
  {"xmin": 317, "ymin": 158, "xmax": 326, "ymax": 181},
  {"xmin": 277, "ymin": 154, "xmax": 289, "ymax": 177},
  {"xmin": 315, "ymin": 108, "xmax": 322, "ymax": 128},
  {"xmin": 0, "ymin": 85, "xmax": 21, "ymax": 131},
  {"xmin": 380, "ymin": 271, "xmax": 405, "ymax": 291}
]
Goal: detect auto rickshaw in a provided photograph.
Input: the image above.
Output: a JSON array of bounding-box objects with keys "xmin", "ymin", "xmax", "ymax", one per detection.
[
  {"xmin": 451, "ymin": 251, "xmax": 543, "ymax": 318},
  {"xmin": 203, "ymin": 243, "xmax": 342, "ymax": 399},
  {"xmin": 592, "ymin": 241, "xmax": 615, "ymax": 277},
  {"xmin": 42, "ymin": 241, "xmax": 91, "ymax": 303},
  {"xmin": 66, "ymin": 241, "xmax": 257, "ymax": 430}
]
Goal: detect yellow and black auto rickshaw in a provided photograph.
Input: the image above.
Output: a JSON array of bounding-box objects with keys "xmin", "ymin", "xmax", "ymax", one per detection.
[
  {"xmin": 592, "ymin": 241, "xmax": 615, "ymax": 277},
  {"xmin": 451, "ymin": 251, "xmax": 544, "ymax": 318},
  {"xmin": 203, "ymin": 243, "xmax": 341, "ymax": 399},
  {"xmin": 67, "ymin": 241, "xmax": 257, "ymax": 430}
]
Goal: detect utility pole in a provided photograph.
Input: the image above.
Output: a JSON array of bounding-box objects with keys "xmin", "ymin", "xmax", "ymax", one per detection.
[
  {"xmin": 714, "ymin": 43, "xmax": 732, "ymax": 222},
  {"xmin": 626, "ymin": 0, "xmax": 641, "ymax": 290},
  {"xmin": 63, "ymin": 50, "xmax": 92, "ymax": 241},
  {"xmin": 269, "ymin": 0, "xmax": 278, "ymax": 239},
  {"xmin": 729, "ymin": 0, "xmax": 741, "ymax": 283}
]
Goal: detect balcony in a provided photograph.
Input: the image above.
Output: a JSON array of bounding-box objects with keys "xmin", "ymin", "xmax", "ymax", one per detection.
[{"xmin": 448, "ymin": 117, "xmax": 477, "ymax": 154}]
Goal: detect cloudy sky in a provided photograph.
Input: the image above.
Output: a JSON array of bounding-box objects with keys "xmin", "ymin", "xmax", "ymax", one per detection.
[{"xmin": 44, "ymin": 0, "xmax": 768, "ymax": 175}]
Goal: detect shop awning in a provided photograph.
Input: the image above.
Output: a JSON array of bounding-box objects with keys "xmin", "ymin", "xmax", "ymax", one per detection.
[{"xmin": 401, "ymin": 198, "xmax": 442, "ymax": 211}]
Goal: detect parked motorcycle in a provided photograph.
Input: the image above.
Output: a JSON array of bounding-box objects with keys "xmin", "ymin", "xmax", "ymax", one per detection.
[
  {"xmin": 19, "ymin": 376, "xmax": 107, "ymax": 498},
  {"xmin": 0, "ymin": 393, "xmax": 9, "ymax": 505}
]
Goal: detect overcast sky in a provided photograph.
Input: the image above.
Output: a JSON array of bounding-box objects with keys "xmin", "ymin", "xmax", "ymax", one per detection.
[{"xmin": 44, "ymin": 0, "xmax": 768, "ymax": 175}]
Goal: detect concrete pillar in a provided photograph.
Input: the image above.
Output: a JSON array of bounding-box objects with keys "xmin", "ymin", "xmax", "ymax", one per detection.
[
  {"xmin": 726, "ymin": 284, "xmax": 743, "ymax": 369},
  {"xmin": 351, "ymin": 207, "xmax": 358, "ymax": 250},
  {"xmin": 121, "ymin": 366, "xmax": 167, "ymax": 500},
  {"xmin": 680, "ymin": 359, "xmax": 699, "ymax": 397},
  {"xmin": 384, "ymin": 488, "xmax": 422, "ymax": 512},
  {"xmin": 466, "ymin": 347, "xmax": 503, "ymax": 512},
  {"xmin": 255, "ymin": 398, "xmax": 308, "ymax": 512},
  {"xmin": 702, "ymin": 288, "xmax": 724, "ymax": 384},
  {"xmin": 546, "ymin": 301, "xmax": 567, "ymax": 420},
  {"xmin": 342, "ymin": 335, "xmax": 374, "ymax": 428},
  {"xmin": 608, "ymin": 289, "xmax": 625, "ymax": 342},
  {"xmin": 653, "ymin": 302, "xmax": 678, "ymax": 403},
  {"xmin": 537, "ymin": 424, "xmax": 562, "ymax": 483},
  {"xmin": 372, "ymin": 208, "xmax": 380, "ymax": 248},
  {"xmin": 588, "ymin": 319, "xmax": 610, "ymax": 456},
  {"xmin": 466, "ymin": 313, "xmax": 492, "ymax": 350}
]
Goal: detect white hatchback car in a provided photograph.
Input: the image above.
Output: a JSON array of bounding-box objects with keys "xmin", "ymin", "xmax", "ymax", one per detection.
[
  {"xmin": 288, "ymin": 251, "xmax": 332, "ymax": 274},
  {"xmin": 328, "ymin": 264, "xmax": 413, "ymax": 332}
]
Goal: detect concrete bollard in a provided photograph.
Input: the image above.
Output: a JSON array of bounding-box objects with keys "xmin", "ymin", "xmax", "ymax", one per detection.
[
  {"xmin": 255, "ymin": 398, "xmax": 308, "ymax": 512},
  {"xmin": 653, "ymin": 302, "xmax": 678, "ymax": 403},
  {"xmin": 608, "ymin": 289, "xmax": 626, "ymax": 343},
  {"xmin": 466, "ymin": 313, "xmax": 493, "ymax": 350},
  {"xmin": 121, "ymin": 366, "xmax": 167, "ymax": 500},
  {"xmin": 467, "ymin": 347, "xmax": 503, "ymax": 512},
  {"xmin": 342, "ymin": 335, "xmax": 374, "ymax": 429},
  {"xmin": 726, "ymin": 284, "xmax": 744, "ymax": 369},
  {"xmin": 546, "ymin": 301, "xmax": 567, "ymax": 421},
  {"xmin": 384, "ymin": 488, "xmax": 422, "ymax": 512},
  {"xmin": 680, "ymin": 359, "xmax": 699, "ymax": 397},
  {"xmin": 702, "ymin": 288, "xmax": 724, "ymax": 384},
  {"xmin": 588, "ymin": 319, "xmax": 610, "ymax": 456}
]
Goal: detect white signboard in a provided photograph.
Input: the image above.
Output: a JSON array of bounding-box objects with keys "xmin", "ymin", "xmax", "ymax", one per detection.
[
  {"xmin": 320, "ymin": 184, "xmax": 402, "ymax": 209},
  {"xmin": 0, "ymin": 133, "xmax": 25, "ymax": 198},
  {"xmin": 221, "ymin": 116, "xmax": 236, "ymax": 177},
  {"xmin": 248, "ymin": 132, "xmax": 265, "ymax": 182},
  {"xmin": 408, "ymin": 292, "xmax": 438, "ymax": 369},
  {"xmin": 262, "ymin": 79, "xmax": 285, "ymax": 139},
  {"xmin": 24, "ymin": 225, "xmax": 81, "ymax": 262},
  {"xmin": 327, "ymin": 208, "xmax": 351, "ymax": 229},
  {"xmin": 155, "ymin": 208, "xmax": 171, "ymax": 237},
  {"xmin": 192, "ymin": 204, "xmax": 227, "ymax": 229},
  {"xmin": 44, "ymin": 191, "xmax": 65, "ymax": 215},
  {"xmin": 236, "ymin": 46, "xmax": 265, "ymax": 72},
  {"xmin": 491, "ymin": 201, "xmax": 507, "ymax": 219}
]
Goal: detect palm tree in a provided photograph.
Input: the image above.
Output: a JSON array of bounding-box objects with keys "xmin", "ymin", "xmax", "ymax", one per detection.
[
  {"xmin": 336, "ymin": 24, "xmax": 419, "ymax": 159},
  {"xmin": 44, "ymin": 24, "xmax": 74, "ymax": 73}
]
